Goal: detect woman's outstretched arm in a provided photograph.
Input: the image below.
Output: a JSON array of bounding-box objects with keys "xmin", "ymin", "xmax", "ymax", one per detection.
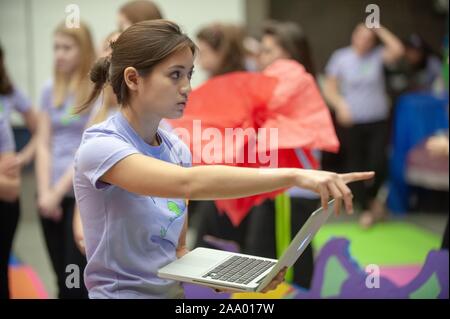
[{"xmin": 102, "ymin": 153, "xmax": 374, "ymax": 215}]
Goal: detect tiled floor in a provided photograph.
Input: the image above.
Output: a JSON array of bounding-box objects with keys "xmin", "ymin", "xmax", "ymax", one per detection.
[{"xmin": 11, "ymin": 169, "xmax": 448, "ymax": 299}]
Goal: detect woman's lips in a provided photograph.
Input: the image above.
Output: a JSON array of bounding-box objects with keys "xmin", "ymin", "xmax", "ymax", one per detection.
[{"xmin": 176, "ymin": 102, "xmax": 186, "ymax": 111}]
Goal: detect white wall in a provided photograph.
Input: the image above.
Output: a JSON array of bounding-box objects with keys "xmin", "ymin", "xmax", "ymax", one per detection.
[
  {"xmin": 0, "ymin": 0, "xmax": 30, "ymax": 105},
  {"xmin": 0, "ymin": 0, "xmax": 246, "ymax": 124}
]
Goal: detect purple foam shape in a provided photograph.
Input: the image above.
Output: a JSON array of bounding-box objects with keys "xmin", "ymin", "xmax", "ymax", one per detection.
[
  {"xmin": 401, "ymin": 250, "xmax": 448, "ymax": 299},
  {"xmin": 292, "ymin": 238, "xmax": 449, "ymax": 299}
]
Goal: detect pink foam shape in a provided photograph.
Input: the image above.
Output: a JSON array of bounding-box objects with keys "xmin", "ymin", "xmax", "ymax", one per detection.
[{"xmin": 368, "ymin": 265, "xmax": 422, "ymax": 287}]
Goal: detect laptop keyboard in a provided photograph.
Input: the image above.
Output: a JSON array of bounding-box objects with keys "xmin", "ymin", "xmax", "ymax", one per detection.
[{"xmin": 202, "ymin": 256, "xmax": 276, "ymax": 285}]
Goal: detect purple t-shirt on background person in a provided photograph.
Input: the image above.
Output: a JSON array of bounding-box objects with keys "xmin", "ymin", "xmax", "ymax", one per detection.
[
  {"xmin": 0, "ymin": 87, "xmax": 32, "ymax": 121},
  {"xmin": 40, "ymin": 80, "xmax": 91, "ymax": 190},
  {"xmin": 325, "ymin": 46, "xmax": 389, "ymax": 124},
  {"xmin": 0, "ymin": 114, "xmax": 15, "ymax": 154},
  {"xmin": 74, "ymin": 111, "xmax": 192, "ymax": 299}
]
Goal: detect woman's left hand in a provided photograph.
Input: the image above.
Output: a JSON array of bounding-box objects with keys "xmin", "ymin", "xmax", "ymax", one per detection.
[{"xmin": 259, "ymin": 267, "xmax": 288, "ymax": 293}]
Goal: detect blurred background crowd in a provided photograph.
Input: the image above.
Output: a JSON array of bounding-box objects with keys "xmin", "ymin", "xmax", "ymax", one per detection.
[{"xmin": 0, "ymin": 0, "xmax": 448, "ymax": 299}]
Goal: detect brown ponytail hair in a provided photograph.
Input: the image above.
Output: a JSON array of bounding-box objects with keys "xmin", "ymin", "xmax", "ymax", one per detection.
[
  {"xmin": 78, "ymin": 19, "xmax": 196, "ymax": 113},
  {"xmin": 196, "ymin": 23, "xmax": 246, "ymax": 77}
]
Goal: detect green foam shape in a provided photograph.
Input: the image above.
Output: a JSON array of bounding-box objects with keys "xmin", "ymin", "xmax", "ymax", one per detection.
[
  {"xmin": 409, "ymin": 273, "xmax": 441, "ymax": 299},
  {"xmin": 321, "ymin": 256, "xmax": 349, "ymax": 298},
  {"xmin": 313, "ymin": 222, "xmax": 440, "ymax": 266}
]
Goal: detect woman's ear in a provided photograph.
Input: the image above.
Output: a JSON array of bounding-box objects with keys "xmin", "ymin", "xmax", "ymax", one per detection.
[{"xmin": 123, "ymin": 67, "xmax": 140, "ymax": 92}]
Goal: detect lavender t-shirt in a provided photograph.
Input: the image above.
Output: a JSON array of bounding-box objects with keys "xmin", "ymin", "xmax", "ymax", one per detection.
[
  {"xmin": 40, "ymin": 80, "xmax": 91, "ymax": 188},
  {"xmin": 0, "ymin": 87, "xmax": 32, "ymax": 120},
  {"xmin": 74, "ymin": 111, "xmax": 192, "ymax": 299},
  {"xmin": 0, "ymin": 114, "xmax": 15, "ymax": 154},
  {"xmin": 325, "ymin": 46, "xmax": 389, "ymax": 124}
]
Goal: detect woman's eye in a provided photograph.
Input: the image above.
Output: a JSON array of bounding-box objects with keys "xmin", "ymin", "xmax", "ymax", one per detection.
[
  {"xmin": 188, "ymin": 70, "xmax": 194, "ymax": 80},
  {"xmin": 170, "ymin": 71, "xmax": 181, "ymax": 80}
]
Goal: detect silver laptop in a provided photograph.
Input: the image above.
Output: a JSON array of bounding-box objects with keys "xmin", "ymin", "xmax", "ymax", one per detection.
[{"xmin": 158, "ymin": 199, "xmax": 335, "ymax": 292}]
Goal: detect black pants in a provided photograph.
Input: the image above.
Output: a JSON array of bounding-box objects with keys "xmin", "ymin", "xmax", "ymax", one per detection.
[
  {"xmin": 321, "ymin": 113, "xmax": 346, "ymax": 173},
  {"xmin": 0, "ymin": 200, "xmax": 20, "ymax": 299},
  {"xmin": 442, "ymin": 218, "xmax": 449, "ymax": 250},
  {"xmin": 338, "ymin": 120, "xmax": 389, "ymax": 210},
  {"xmin": 244, "ymin": 198, "xmax": 317, "ymax": 289},
  {"xmin": 194, "ymin": 201, "xmax": 250, "ymax": 250},
  {"xmin": 39, "ymin": 197, "xmax": 88, "ymax": 299},
  {"xmin": 194, "ymin": 198, "xmax": 316, "ymax": 289}
]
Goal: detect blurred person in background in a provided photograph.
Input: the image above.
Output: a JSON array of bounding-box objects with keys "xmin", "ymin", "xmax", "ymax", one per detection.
[
  {"xmin": 0, "ymin": 43, "xmax": 38, "ymax": 299},
  {"xmin": 35, "ymin": 21, "xmax": 96, "ymax": 298},
  {"xmin": 0, "ymin": 109, "xmax": 20, "ymax": 299},
  {"xmin": 245, "ymin": 20, "xmax": 320, "ymax": 289},
  {"xmin": 192, "ymin": 22, "xmax": 250, "ymax": 251},
  {"xmin": 196, "ymin": 23, "xmax": 247, "ymax": 78},
  {"xmin": 0, "ymin": 44, "xmax": 38, "ymax": 168},
  {"xmin": 258, "ymin": 20, "xmax": 315, "ymax": 75},
  {"xmin": 323, "ymin": 23, "xmax": 404, "ymax": 228},
  {"xmin": 117, "ymin": 0, "xmax": 163, "ymax": 32}
]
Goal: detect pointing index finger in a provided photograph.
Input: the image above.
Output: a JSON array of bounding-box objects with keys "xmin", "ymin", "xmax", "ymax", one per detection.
[{"xmin": 341, "ymin": 171, "xmax": 375, "ymax": 184}]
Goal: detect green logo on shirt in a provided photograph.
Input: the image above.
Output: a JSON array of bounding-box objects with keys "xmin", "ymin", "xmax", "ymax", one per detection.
[
  {"xmin": 160, "ymin": 200, "xmax": 185, "ymax": 238},
  {"xmin": 60, "ymin": 105, "xmax": 80, "ymax": 125},
  {"xmin": 360, "ymin": 62, "xmax": 373, "ymax": 76},
  {"xmin": 168, "ymin": 201, "xmax": 183, "ymax": 216}
]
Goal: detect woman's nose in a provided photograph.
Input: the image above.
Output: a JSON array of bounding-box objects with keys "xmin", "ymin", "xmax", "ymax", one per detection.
[{"xmin": 180, "ymin": 81, "xmax": 191, "ymax": 96}]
